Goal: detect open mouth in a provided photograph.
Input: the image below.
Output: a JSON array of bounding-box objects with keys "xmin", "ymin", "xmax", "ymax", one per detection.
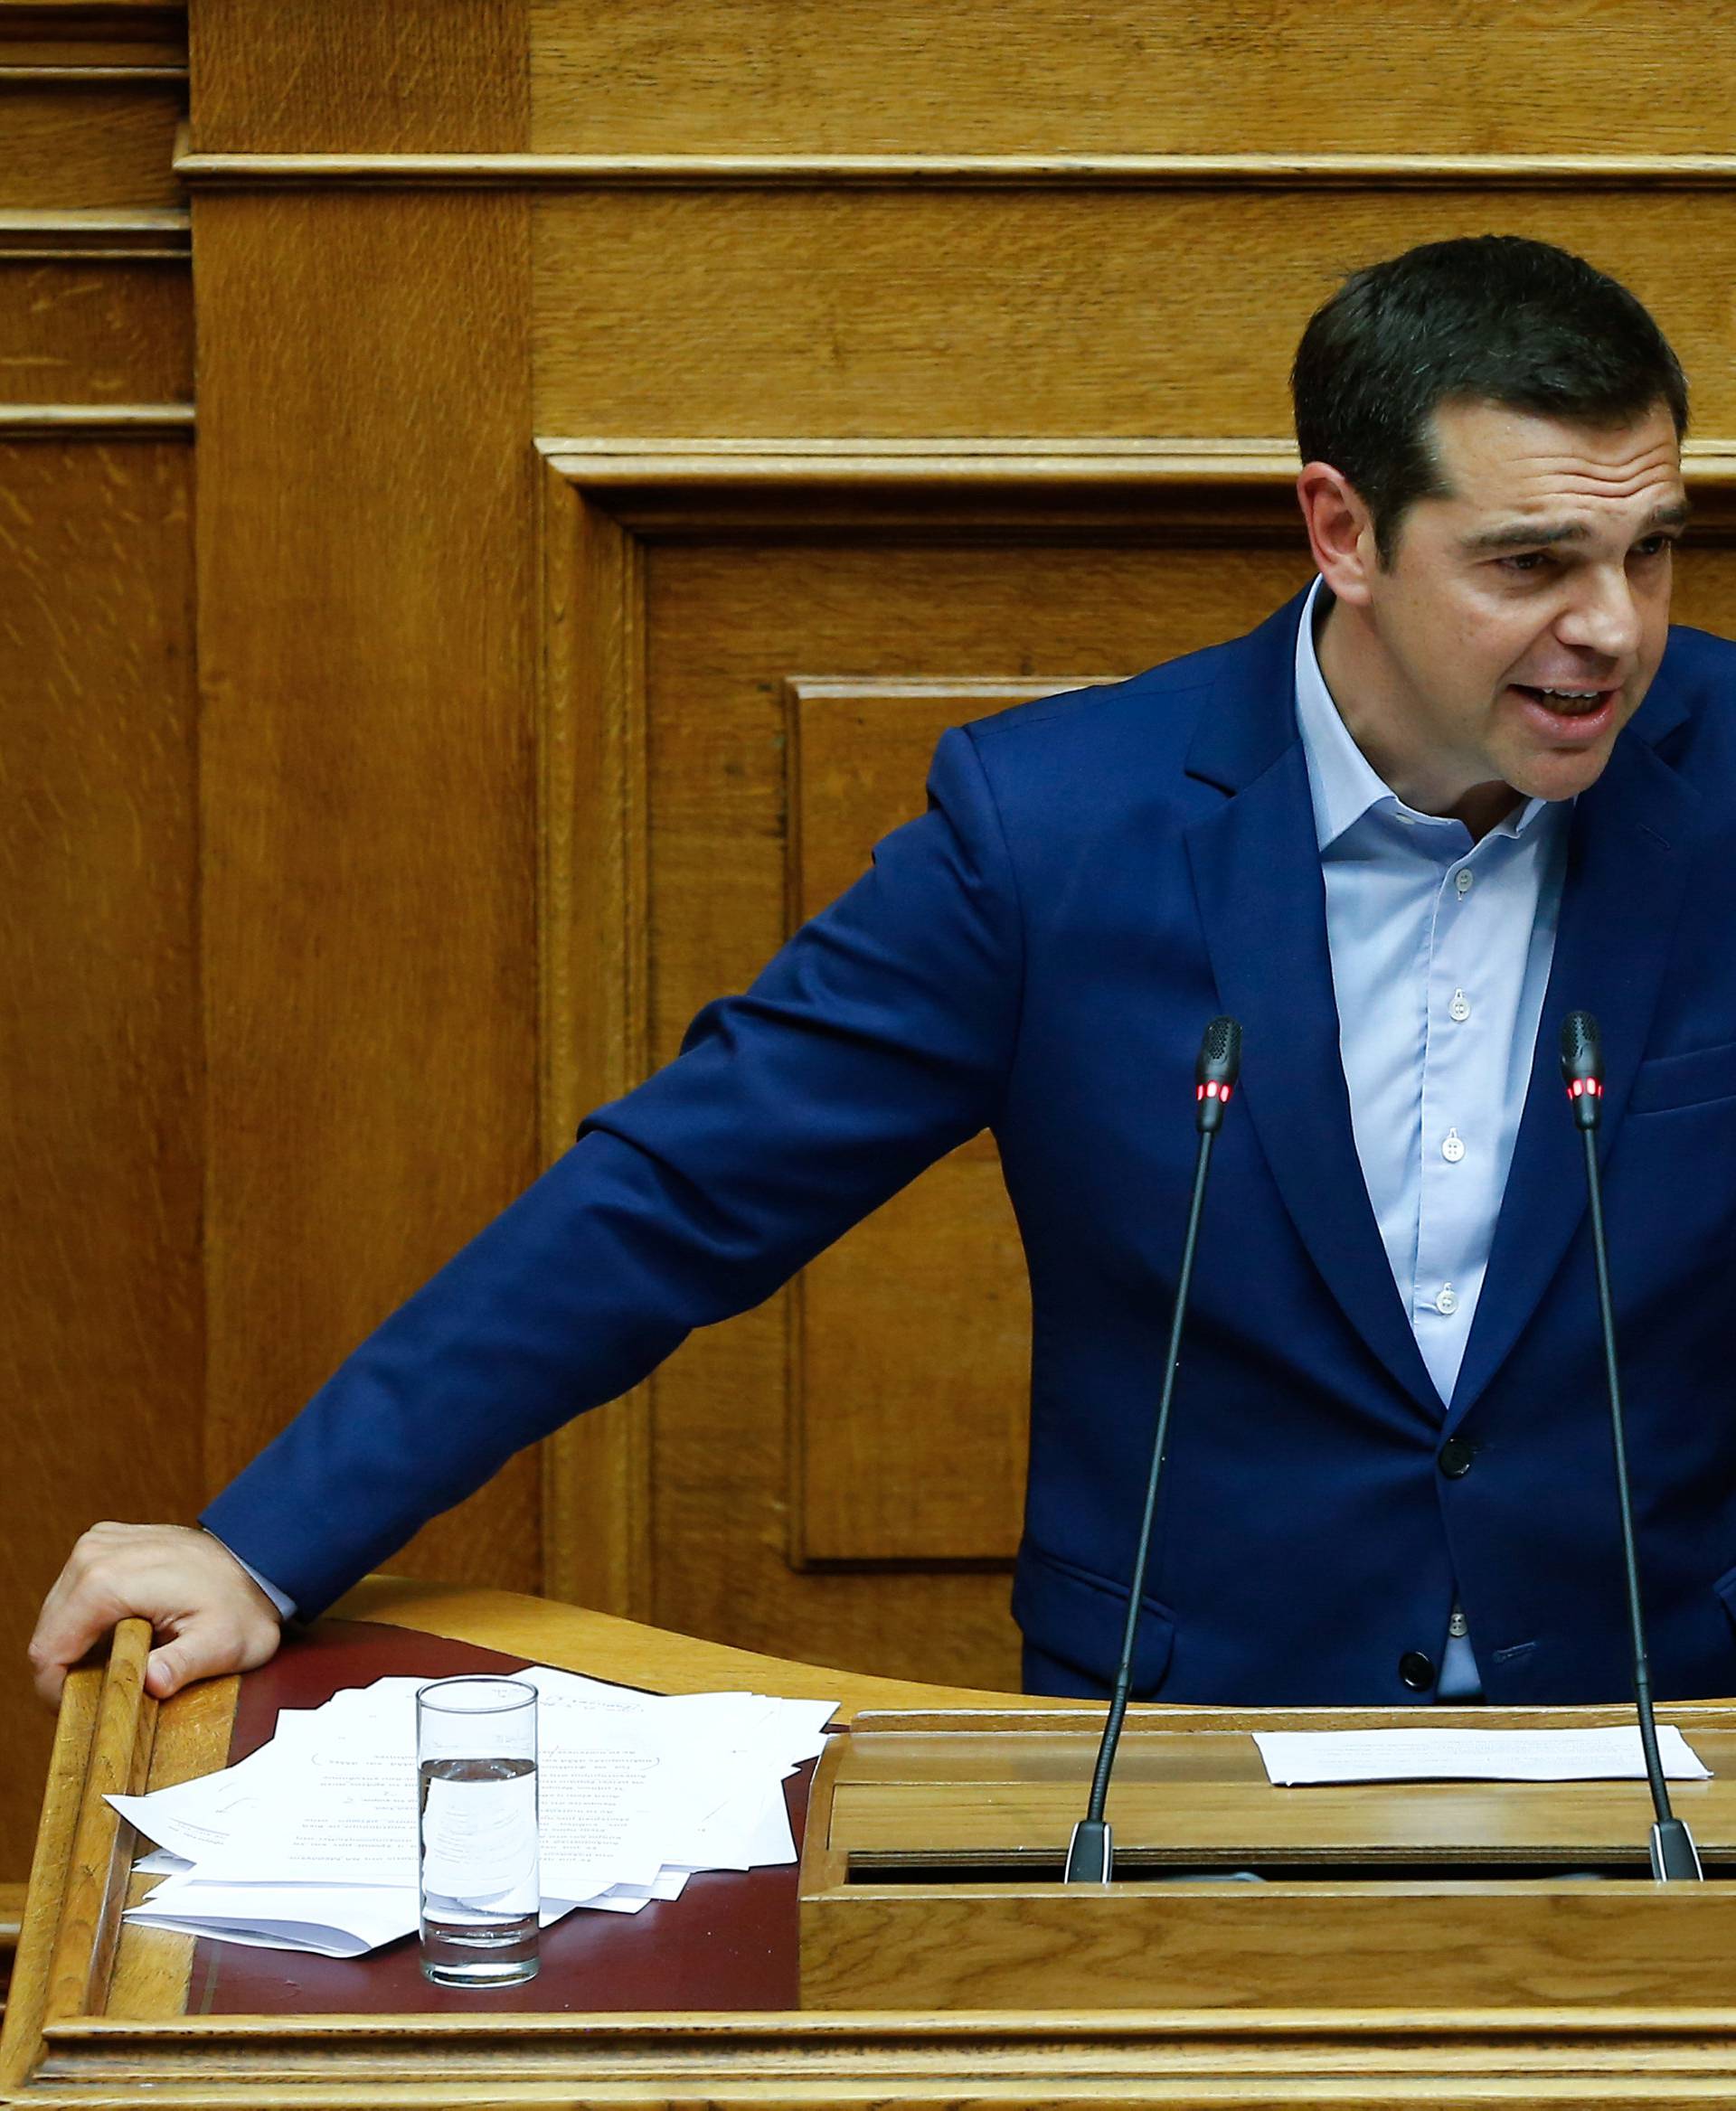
[{"xmin": 1511, "ymin": 684, "xmax": 1613, "ymax": 717}]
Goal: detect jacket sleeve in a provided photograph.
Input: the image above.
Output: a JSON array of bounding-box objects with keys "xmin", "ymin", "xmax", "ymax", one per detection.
[{"xmin": 201, "ymin": 725, "xmax": 1024, "ymax": 1615}]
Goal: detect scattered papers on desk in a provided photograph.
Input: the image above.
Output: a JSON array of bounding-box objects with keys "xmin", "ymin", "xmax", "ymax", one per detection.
[
  {"xmin": 108, "ymin": 1665, "xmax": 836, "ymax": 1957},
  {"xmin": 1253, "ymin": 1724, "xmax": 1712, "ymax": 1786}
]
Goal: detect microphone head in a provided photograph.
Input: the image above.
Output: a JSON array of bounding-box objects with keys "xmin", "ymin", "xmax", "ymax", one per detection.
[
  {"xmin": 1560, "ymin": 1009, "xmax": 1603, "ymax": 1083},
  {"xmin": 1195, "ymin": 1014, "xmax": 1242, "ymax": 1132},
  {"xmin": 1196, "ymin": 1014, "xmax": 1242, "ymax": 1088},
  {"xmin": 1560, "ymin": 1009, "xmax": 1604, "ymax": 1129}
]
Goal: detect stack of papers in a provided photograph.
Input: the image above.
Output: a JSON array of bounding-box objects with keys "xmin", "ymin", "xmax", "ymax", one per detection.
[{"xmin": 108, "ymin": 1665, "xmax": 836, "ymax": 1957}]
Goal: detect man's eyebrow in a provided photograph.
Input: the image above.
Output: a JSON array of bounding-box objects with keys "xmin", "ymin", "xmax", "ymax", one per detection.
[{"xmin": 1460, "ymin": 500, "xmax": 1694, "ymax": 555}]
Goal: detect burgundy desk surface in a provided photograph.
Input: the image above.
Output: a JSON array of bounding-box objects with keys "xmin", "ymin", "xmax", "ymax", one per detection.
[{"xmin": 186, "ymin": 1619, "xmax": 815, "ymax": 2015}]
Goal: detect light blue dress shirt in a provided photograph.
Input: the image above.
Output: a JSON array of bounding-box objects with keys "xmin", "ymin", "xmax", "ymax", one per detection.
[{"xmin": 1294, "ymin": 576, "xmax": 1572, "ymax": 1696}]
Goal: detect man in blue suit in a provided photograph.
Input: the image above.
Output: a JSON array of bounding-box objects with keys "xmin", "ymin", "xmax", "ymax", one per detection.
[{"xmin": 33, "ymin": 234, "xmax": 1736, "ymax": 1711}]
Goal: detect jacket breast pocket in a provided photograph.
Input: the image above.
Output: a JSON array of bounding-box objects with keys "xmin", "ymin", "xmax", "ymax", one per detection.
[{"xmin": 1629, "ymin": 1040, "xmax": 1736, "ymax": 1116}]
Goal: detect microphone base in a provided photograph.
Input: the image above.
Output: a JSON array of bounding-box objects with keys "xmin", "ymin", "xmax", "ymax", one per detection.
[
  {"xmin": 1063, "ymin": 1818, "xmax": 1114, "ymax": 1885},
  {"xmin": 1649, "ymin": 1817, "xmax": 1704, "ymax": 1883}
]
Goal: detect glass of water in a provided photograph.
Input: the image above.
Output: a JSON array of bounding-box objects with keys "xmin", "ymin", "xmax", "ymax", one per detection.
[{"xmin": 415, "ymin": 1675, "xmax": 540, "ymax": 1987}]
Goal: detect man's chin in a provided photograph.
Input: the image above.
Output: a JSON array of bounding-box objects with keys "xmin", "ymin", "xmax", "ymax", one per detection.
[{"xmin": 1508, "ymin": 743, "xmax": 1618, "ymax": 806}]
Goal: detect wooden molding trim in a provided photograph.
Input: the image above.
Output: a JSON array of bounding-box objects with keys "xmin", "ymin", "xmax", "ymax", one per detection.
[
  {"xmin": 174, "ymin": 148, "xmax": 1736, "ymax": 190},
  {"xmin": 0, "ymin": 62, "xmax": 184, "ymax": 79},
  {"xmin": 538, "ymin": 436, "xmax": 1736, "ymax": 487},
  {"xmin": 535, "ymin": 458, "xmax": 653, "ymax": 1622},
  {"xmin": 0, "ymin": 208, "xmax": 189, "ymax": 259},
  {"xmin": 0, "ymin": 403, "xmax": 192, "ymax": 434}
]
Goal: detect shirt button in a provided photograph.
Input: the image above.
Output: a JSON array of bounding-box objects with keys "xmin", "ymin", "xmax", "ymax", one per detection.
[
  {"xmin": 1448, "ymin": 1607, "xmax": 1470, "ymax": 1639},
  {"xmin": 1449, "ymin": 988, "xmax": 1472, "ymax": 1023},
  {"xmin": 1442, "ymin": 1127, "xmax": 1466, "ymax": 1164},
  {"xmin": 1455, "ymin": 870, "xmax": 1474, "ymax": 897},
  {"xmin": 1435, "ymin": 1283, "xmax": 1459, "ymax": 1315}
]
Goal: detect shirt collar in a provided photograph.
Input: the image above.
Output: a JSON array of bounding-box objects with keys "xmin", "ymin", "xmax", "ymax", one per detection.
[{"xmin": 1293, "ymin": 575, "xmax": 1557, "ymax": 853}]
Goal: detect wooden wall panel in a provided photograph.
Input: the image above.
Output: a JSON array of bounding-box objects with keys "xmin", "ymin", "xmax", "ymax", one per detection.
[
  {"xmin": 0, "ymin": 435, "xmax": 201, "ymax": 1881},
  {"xmin": 0, "ymin": 0, "xmax": 193, "ymax": 1887},
  {"xmin": 194, "ymin": 191, "xmax": 542, "ymax": 1593},
  {"xmin": 533, "ymin": 189, "xmax": 1736, "ymax": 440},
  {"xmin": 0, "ymin": 258, "xmax": 190, "ymax": 400},
  {"xmin": 189, "ymin": 0, "xmax": 527, "ymax": 155},
  {"xmin": 788, "ymin": 682, "xmax": 1062, "ymax": 1566},
  {"xmin": 0, "ymin": 82, "xmax": 184, "ymax": 209},
  {"xmin": 530, "ymin": 0, "xmax": 1736, "ymax": 156}
]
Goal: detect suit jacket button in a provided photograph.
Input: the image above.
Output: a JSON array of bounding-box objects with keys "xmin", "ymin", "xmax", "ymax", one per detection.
[
  {"xmin": 1399, "ymin": 1651, "xmax": 1435, "ymax": 1692},
  {"xmin": 1438, "ymin": 1437, "xmax": 1476, "ymax": 1479}
]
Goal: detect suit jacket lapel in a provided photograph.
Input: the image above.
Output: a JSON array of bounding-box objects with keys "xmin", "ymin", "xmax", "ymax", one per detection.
[
  {"xmin": 1447, "ymin": 701, "xmax": 1697, "ymax": 1425},
  {"xmin": 1184, "ymin": 595, "xmax": 1445, "ymax": 1425}
]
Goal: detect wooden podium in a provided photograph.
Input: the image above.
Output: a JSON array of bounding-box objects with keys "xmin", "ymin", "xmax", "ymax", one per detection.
[{"xmin": 9, "ymin": 1580, "xmax": 1736, "ymax": 2108}]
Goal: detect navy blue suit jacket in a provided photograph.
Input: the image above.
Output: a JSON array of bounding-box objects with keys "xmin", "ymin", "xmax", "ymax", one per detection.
[{"xmin": 204, "ymin": 589, "xmax": 1736, "ymax": 1705}]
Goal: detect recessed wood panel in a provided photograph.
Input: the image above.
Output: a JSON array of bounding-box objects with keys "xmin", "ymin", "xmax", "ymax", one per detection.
[
  {"xmin": 0, "ymin": 258, "xmax": 191, "ymax": 401},
  {"xmin": 533, "ymin": 188, "xmax": 1736, "ymax": 439},
  {"xmin": 0, "ymin": 435, "xmax": 201, "ymax": 1883},
  {"xmin": 530, "ymin": 0, "xmax": 1736, "ymax": 158},
  {"xmin": 0, "ymin": 82, "xmax": 184, "ymax": 210},
  {"xmin": 789, "ymin": 682, "xmax": 1090, "ymax": 1564}
]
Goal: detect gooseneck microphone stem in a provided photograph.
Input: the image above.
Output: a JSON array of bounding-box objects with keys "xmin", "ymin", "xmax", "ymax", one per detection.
[
  {"xmin": 1579, "ymin": 1125, "xmax": 1672, "ymax": 1828},
  {"xmin": 1081, "ymin": 1130, "xmax": 1213, "ymax": 1830},
  {"xmin": 1561, "ymin": 1009, "xmax": 1701, "ymax": 1883},
  {"xmin": 1065, "ymin": 1016, "xmax": 1240, "ymax": 1886}
]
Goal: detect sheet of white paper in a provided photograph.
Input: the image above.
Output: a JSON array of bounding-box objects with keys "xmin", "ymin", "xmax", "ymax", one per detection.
[
  {"xmin": 132, "ymin": 1846, "xmax": 193, "ymax": 1876},
  {"xmin": 1252, "ymin": 1724, "xmax": 1712, "ymax": 1786},
  {"xmin": 126, "ymin": 1874, "xmax": 418, "ymax": 1955}
]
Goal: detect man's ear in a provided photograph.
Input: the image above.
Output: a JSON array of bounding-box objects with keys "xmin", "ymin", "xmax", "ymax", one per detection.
[{"xmin": 1295, "ymin": 463, "xmax": 1381, "ymax": 608}]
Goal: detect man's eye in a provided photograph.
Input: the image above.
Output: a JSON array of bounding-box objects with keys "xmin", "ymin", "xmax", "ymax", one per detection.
[
  {"xmin": 1632, "ymin": 535, "xmax": 1675, "ymax": 561},
  {"xmin": 1498, "ymin": 551, "xmax": 1551, "ymax": 574}
]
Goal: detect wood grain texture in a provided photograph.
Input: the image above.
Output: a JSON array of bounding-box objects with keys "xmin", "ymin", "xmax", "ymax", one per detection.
[
  {"xmin": 529, "ymin": 0, "xmax": 1736, "ymax": 158},
  {"xmin": 801, "ymin": 1708, "xmax": 1736, "ymax": 2011},
  {"xmin": 533, "ymin": 189, "xmax": 1736, "ymax": 439},
  {"xmin": 0, "ymin": 5, "xmax": 185, "ymax": 74},
  {"xmin": 195, "ymin": 190, "xmax": 542, "ymax": 1595},
  {"xmin": 0, "ymin": 80, "xmax": 183, "ymax": 208},
  {"xmin": 189, "ymin": 0, "xmax": 527, "ymax": 156},
  {"xmin": 0, "ymin": 258, "xmax": 190, "ymax": 400},
  {"xmin": 0, "ymin": 437, "xmax": 202, "ymax": 1886},
  {"xmin": 40, "ymin": 1617, "xmax": 152, "ymax": 2025},
  {"xmin": 788, "ymin": 682, "xmax": 1071, "ymax": 1566},
  {"xmin": 0, "ymin": 1660, "xmax": 96, "ymax": 2090}
]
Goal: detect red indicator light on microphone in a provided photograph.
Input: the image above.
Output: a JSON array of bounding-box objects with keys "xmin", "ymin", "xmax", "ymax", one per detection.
[
  {"xmin": 1567, "ymin": 1077, "xmax": 1603, "ymax": 1101},
  {"xmin": 1196, "ymin": 1080, "xmax": 1232, "ymax": 1103}
]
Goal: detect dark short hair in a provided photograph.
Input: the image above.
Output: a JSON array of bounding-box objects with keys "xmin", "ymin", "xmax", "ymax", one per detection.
[{"xmin": 1291, "ymin": 235, "xmax": 1689, "ymax": 565}]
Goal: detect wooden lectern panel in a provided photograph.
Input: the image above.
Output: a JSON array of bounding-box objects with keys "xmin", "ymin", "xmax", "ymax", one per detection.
[
  {"xmin": 13, "ymin": 1594, "xmax": 1736, "ymax": 2108},
  {"xmin": 799, "ymin": 1707, "xmax": 1736, "ymax": 2012}
]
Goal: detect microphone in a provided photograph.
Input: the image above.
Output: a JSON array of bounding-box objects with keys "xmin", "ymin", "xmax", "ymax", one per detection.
[
  {"xmin": 1559, "ymin": 1010, "xmax": 1703, "ymax": 1883},
  {"xmin": 1064, "ymin": 1015, "xmax": 1241, "ymax": 1885}
]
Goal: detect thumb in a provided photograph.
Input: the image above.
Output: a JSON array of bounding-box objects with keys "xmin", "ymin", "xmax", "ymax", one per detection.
[{"xmin": 145, "ymin": 1627, "xmax": 227, "ymax": 1700}]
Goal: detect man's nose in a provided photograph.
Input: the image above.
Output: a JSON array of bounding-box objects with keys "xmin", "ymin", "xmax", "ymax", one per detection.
[{"xmin": 1557, "ymin": 569, "xmax": 1643, "ymax": 661}]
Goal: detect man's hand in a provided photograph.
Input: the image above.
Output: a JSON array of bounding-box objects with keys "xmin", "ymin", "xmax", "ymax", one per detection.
[{"xmin": 29, "ymin": 1522, "xmax": 284, "ymax": 1708}]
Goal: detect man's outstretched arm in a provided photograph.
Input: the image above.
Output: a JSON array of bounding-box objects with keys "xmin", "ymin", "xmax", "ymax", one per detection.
[{"xmin": 29, "ymin": 723, "xmax": 1024, "ymax": 1699}]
